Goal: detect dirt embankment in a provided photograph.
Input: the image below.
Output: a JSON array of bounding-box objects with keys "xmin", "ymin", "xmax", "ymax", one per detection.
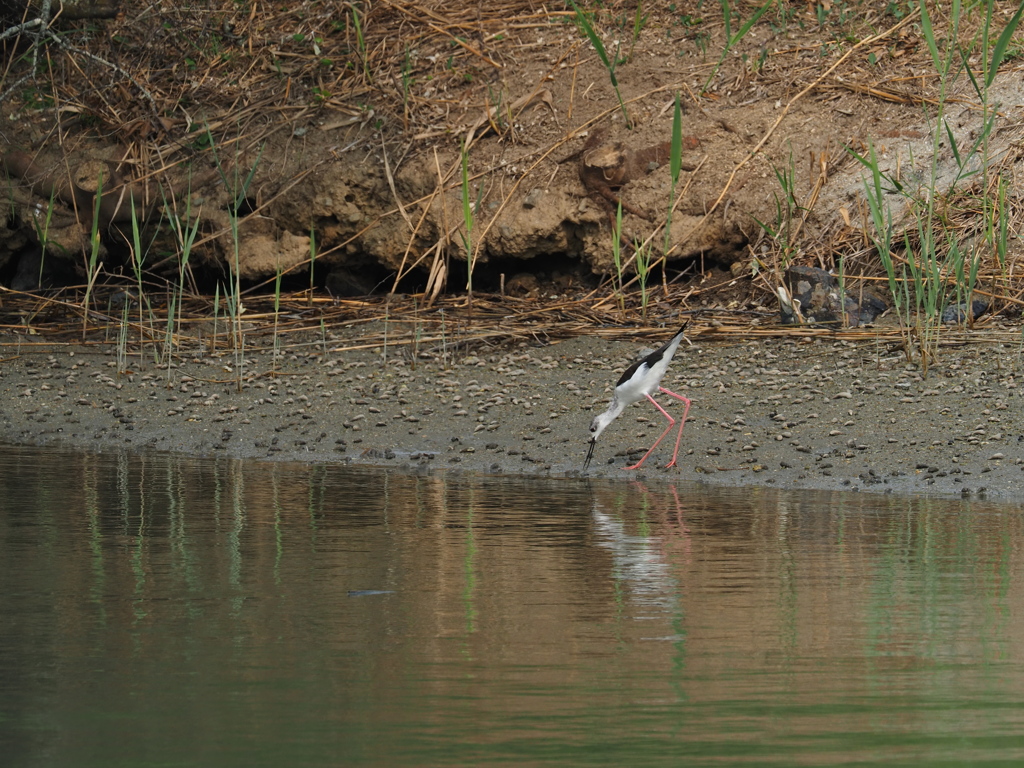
[{"xmin": 3, "ymin": 2, "xmax": 1024, "ymax": 302}]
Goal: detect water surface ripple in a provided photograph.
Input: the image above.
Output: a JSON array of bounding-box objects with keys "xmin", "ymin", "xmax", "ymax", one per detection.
[{"xmin": 1, "ymin": 445, "xmax": 1022, "ymax": 767}]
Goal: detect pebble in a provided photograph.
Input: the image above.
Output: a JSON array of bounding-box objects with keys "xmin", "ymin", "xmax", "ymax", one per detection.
[{"xmin": 3, "ymin": 331, "xmax": 1021, "ymax": 500}]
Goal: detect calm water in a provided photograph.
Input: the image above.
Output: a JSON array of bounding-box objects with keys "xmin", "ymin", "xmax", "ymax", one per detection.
[{"xmin": 2, "ymin": 445, "xmax": 1024, "ymax": 767}]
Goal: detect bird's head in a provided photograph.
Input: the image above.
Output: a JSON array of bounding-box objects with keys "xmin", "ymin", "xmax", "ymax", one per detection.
[
  {"xmin": 589, "ymin": 411, "xmax": 613, "ymax": 442},
  {"xmin": 583, "ymin": 412, "xmax": 614, "ymax": 470}
]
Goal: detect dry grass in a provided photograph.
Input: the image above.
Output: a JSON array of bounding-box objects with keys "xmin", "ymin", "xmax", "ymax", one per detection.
[
  {"xmin": 3, "ymin": 281, "xmax": 1021, "ymax": 368},
  {"xmin": 2, "ymin": 1, "xmax": 1024, "ymax": 354}
]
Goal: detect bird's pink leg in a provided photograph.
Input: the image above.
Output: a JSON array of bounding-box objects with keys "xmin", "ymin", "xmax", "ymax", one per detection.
[
  {"xmin": 625, "ymin": 394, "xmax": 676, "ymax": 469},
  {"xmin": 625, "ymin": 389, "xmax": 691, "ymax": 470},
  {"xmin": 658, "ymin": 387, "xmax": 691, "ymax": 468}
]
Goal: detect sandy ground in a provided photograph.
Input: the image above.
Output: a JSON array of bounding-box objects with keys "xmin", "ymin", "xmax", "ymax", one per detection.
[{"xmin": 3, "ymin": 323, "xmax": 1024, "ymax": 502}]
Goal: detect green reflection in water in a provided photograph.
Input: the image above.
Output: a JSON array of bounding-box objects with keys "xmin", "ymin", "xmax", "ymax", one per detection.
[
  {"xmin": 463, "ymin": 503, "xmax": 478, "ymax": 638},
  {"xmin": 83, "ymin": 458, "xmax": 106, "ymax": 629},
  {"xmin": 1, "ymin": 446, "xmax": 1024, "ymax": 767}
]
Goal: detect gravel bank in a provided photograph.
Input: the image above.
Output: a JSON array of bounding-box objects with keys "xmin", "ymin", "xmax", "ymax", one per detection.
[{"xmin": 3, "ymin": 324, "xmax": 1024, "ymax": 501}]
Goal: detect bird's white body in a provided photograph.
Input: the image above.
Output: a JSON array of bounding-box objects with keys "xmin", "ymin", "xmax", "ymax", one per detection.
[{"xmin": 585, "ymin": 323, "xmax": 691, "ymax": 470}]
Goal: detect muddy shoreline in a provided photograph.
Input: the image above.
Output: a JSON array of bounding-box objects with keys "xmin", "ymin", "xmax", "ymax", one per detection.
[{"xmin": 3, "ymin": 324, "xmax": 1023, "ymax": 502}]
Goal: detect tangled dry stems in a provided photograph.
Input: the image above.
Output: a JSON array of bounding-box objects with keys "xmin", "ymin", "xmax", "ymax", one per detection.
[{"xmin": 2, "ymin": 1, "xmax": 1024, "ymax": 347}]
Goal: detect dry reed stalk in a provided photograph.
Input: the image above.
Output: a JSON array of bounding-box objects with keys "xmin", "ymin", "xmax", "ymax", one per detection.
[
  {"xmin": 9, "ymin": 277, "xmax": 1024, "ymax": 359},
  {"xmin": 4, "ymin": 0, "xmax": 1023, "ymax": 346}
]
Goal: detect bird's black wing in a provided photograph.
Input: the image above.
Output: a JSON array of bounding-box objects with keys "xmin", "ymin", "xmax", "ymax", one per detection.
[
  {"xmin": 614, "ymin": 322, "xmax": 689, "ymax": 387},
  {"xmin": 616, "ymin": 357, "xmax": 647, "ymax": 387}
]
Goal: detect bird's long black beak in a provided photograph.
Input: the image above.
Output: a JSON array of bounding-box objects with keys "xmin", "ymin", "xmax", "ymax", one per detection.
[{"xmin": 584, "ymin": 438, "xmax": 596, "ymax": 470}]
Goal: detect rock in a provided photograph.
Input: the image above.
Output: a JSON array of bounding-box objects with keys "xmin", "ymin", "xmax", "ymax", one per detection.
[
  {"xmin": 779, "ymin": 265, "xmax": 887, "ymax": 326},
  {"xmin": 522, "ymin": 188, "xmax": 543, "ymax": 209},
  {"xmin": 942, "ymin": 300, "xmax": 988, "ymax": 324},
  {"xmin": 504, "ymin": 273, "xmax": 540, "ymax": 297},
  {"xmin": 234, "ymin": 231, "xmax": 311, "ymax": 280}
]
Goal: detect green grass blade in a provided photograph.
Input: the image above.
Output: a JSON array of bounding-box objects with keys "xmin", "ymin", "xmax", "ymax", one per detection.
[
  {"xmin": 460, "ymin": 140, "xmax": 472, "ymax": 239},
  {"xmin": 670, "ymin": 92, "xmax": 682, "ymax": 185},
  {"xmin": 987, "ymin": 1, "xmax": 1024, "ymax": 87},
  {"xmin": 460, "ymin": 139, "xmax": 476, "ymax": 295},
  {"xmin": 943, "ymin": 119, "xmax": 963, "ymax": 169},
  {"xmin": 731, "ymin": 0, "xmax": 772, "ymax": 46},
  {"xmin": 919, "ymin": 1, "xmax": 941, "ymax": 73},
  {"xmin": 961, "ymin": 44, "xmax": 985, "ymax": 99},
  {"xmin": 568, "ymin": 0, "xmax": 612, "ymax": 71}
]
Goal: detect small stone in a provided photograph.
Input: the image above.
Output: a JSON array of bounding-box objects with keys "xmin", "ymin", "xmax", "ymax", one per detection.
[{"xmin": 522, "ymin": 188, "xmax": 543, "ymax": 209}]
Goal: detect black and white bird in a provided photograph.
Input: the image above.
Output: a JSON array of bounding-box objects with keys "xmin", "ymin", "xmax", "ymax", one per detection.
[{"xmin": 584, "ymin": 323, "xmax": 691, "ymax": 470}]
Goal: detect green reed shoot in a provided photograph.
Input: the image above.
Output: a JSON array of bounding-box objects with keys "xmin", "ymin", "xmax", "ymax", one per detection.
[
  {"xmin": 856, "ymin": 133, "xmax": 948, "ymax": 372},
  {"xmin": 223, "ymin": 279, "xmax": 243, "ymax": 391},
  {"xmin": 485, "ymin": 85, "xmax": 509, "ymax": 133},
  {"xmin": 857, "ymin": 141, "xmax": 908, "ymax": 353},
  {"xmin": 82, "ymin": 172, "xmax": 104, "ymax": 340},
  {"xmin": 634, "ymin": 238, "xmax": 652, "ymax": 320},
  {"xmin": 273, "ymin": 264, "xmax": 283, "ymax": 371},
  {"xmin": 168, "ymin": 184, "xmax": 201, "ymax": 360},
  {"xmin": 751, "ymin": 150, "xmax": 800, "ymax": 271},
  {"xmin": 895, "ymin": 0, "xmax": 963, "ymax": 368},
  {"xmin": 459, "ymin": 139, "xmax": 479, "ymax": 302},
  {"xmin": 568, "ymin": 0, "xmax": 632, "ymax": 128},
  {"xmin": 308, "ymin": 221, "xmax": 317, "ymax": 306},
  {"xmin": 992, "ymin": 175, "xmax": 1009, "ymax": 270},
  {"xmin": 702, "ymin": 0, "xmax": 772, "ymax": 95},
  {"xmin": 210, "ymin": 131, "xmax": 264, "ymax": 390},
  {"xmin": 440, "ymin": 307, "xmax": 449, "ymax": 371},
  {"xmin": 127, "ymin": 198, "xmax": 157, "ymax": 369},
  {"xmin": 961, "ymin": 0, "xmax": 1022, "ymax": 279},
  {"xmin": 970, "ymin": 0, "xmax": 1024, "ymax": 93},
  {"xmin": 212, "ymin": 281, "xmax": 220, "ymax": 355},
  {"xmin": 382, "ymin": 295, "xmax": 390, "ymax": 368},
  {"xmin": 29, "ymin": 190, "xmax": 57, "ymax": 288},
  {"xmin": 319, "ymin": 315, "xmax": 329, "ymax": 363},
  {"xmin": 228, "ymin": 213, "xmax": 244, "ymax": 392},
  {"xmin": 401, "ymin": 45, "xmax": 414, "ymax": 126},
  {"xmin": 127, "ymin": 199, "xmax": 146, "ymax": 319},
  {"xmin": 627, "ymin": 1, "xmax": 648, "ymax": 63},
  {"xmin": 858, "ymin": 144, "xmax": 894, "ymax": 283},
  {"xmin": 905, "ymin": 211, "xmax": 944, "ymax": 373},
  {"xmin": 836, "ymin": 254, "xmax": 846, "ymax": 324},
  {"xmin": 664, "ymin": 92, "xmax": 683, "ymax": 258},
  {"xmin": 163, "ymin": 288, "xmax": 177, "ymax": 382},
  {"xmin": 352, "ymin": 5, "xmax": 370, "ymax": 82},
  {"xmin": 947, "ymin": 235, "xmax": 980, "ymax": 329},
  {"xmin": 116, "ymin": 300, "xmax": 130, "ymax": 377},
  {"xmin": 611, "ymin": 201, "xmax": 625, "ymax": 312},
  {"xmin": 411, "ymin": 297, "xmax": 420, "ymax": 372}
]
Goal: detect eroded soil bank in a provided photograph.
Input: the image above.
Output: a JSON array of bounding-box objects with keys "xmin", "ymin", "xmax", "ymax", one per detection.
[{"xmin": 3, "ymin": 324, "xmax": 1023, "ymax": 501}]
